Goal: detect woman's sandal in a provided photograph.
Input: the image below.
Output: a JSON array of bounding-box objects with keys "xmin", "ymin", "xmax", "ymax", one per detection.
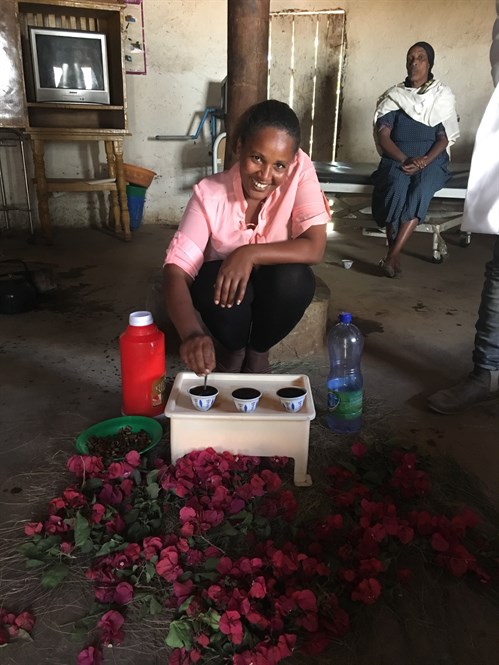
[{"xmin": 379, "ymin": 259, "xmax": 396, "ymax": 278}]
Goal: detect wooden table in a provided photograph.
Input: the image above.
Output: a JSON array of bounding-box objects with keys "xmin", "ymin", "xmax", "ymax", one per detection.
[{"xmin": 29, "ymin": 128, "xmax": 131, "ymax": 241}]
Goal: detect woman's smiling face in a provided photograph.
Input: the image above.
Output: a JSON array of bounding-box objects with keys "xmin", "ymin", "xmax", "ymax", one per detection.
[{"xmin": 237, "ymin": 127, "xmax": 297, "ymax": 202}]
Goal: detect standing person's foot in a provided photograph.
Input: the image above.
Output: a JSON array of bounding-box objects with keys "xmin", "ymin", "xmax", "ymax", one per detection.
[{"xmin": 426, "ymin": 368, "xmax": 499, "ymax": 414}]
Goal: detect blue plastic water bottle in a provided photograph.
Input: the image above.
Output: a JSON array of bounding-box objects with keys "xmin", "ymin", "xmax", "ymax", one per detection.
[{"xmin": 326, "ymin": 312, "xmax": 364, "ymax": 433}]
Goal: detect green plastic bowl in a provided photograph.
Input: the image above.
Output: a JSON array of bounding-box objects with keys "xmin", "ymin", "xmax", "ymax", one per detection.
[{"xmin": 75, "ymin": 416, "xmax": 163, "ymax": 459}]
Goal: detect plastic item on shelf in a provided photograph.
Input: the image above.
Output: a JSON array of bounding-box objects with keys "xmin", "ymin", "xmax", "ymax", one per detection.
[
  {"xmin": 119, "ymin": 311, "xmax": 166, "ymax": 417},
  {"xmin": 326, "ymin": 311, "xmax": 364, "ymax": 433}
]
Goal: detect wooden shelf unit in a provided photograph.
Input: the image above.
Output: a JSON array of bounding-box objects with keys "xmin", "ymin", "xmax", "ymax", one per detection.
[
  {"xmin": 16, "ymin": 0, "xmax": 131, "ymax": 240},
  {"xmin": 18, "ymin": 0, "xmax": 128, "ymax": 132}
]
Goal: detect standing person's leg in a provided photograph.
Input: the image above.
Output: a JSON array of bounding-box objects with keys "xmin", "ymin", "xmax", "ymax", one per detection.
[
  {"xmin": 427, "ymin": 236, "xmax": 499, "ymax": 413},
  {"xmin": 243, "ymin": 264, "xmax": 316, "ymax": 373},
  {"xmin": 190, "ymin": 260, "xmax": 253, "ymax": 372}
]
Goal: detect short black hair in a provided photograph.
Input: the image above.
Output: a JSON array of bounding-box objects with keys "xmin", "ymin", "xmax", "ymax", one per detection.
[{"xmin": 233, "ymin": 99, "xmax": 301, "ymax": 153}]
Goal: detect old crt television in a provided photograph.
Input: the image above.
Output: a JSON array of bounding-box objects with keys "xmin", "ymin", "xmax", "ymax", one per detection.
[{"xmin": 29, "ymin": 27, "xmax": 110, "ymax": 104}]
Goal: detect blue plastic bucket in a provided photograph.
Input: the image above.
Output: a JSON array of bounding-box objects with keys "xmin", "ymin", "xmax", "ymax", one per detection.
[{"xmin": 126, "ymin": 184, "xmax": 147, "ymax": 231}]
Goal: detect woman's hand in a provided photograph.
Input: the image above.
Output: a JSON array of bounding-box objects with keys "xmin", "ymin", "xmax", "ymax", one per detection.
[
  {"xmin": 179, "ymin": 333, "xmax": 216, "ymax": 376},
  {"xmin": 214, "ymin": 246, "xmax": 255, "ymax": 308},
  {"xmin": 401, "ymin": 155, "xmax": 428, "ymax": 173}
]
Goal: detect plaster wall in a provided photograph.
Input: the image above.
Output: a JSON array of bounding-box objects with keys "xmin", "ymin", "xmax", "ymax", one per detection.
[{"xmin": 16, "ymin": 0, "xmax": 496, "ymax": 229}]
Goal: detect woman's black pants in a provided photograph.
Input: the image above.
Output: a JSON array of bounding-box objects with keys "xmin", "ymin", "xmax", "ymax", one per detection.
[{"xmin": 190, "ymin": 261, "xmax": 316, "ymax": 352}]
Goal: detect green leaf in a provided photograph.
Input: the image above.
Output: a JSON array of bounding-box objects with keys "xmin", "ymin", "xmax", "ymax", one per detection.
[
  {"xmin": 124, "ymin": 508, "xmax": 140, "ymax": 525},
  {"xmin": 199, "ymin": 609, "xmax": 221, "ymax": 630},
  {"xmin": 165, "ymin": 620, "xmax": 193, "ymax": 649},
  {"xmin": 177, "ymin": 595, "xmax": 194, "ymax": 614},
  {"xmin": 203, "ymin": 558, "xmax": 220, "ymax": 571},
  {"xmin": 25, "ymin": 558, "xmax": 45, "ymax": 569},
  {"xmin": 84, "ymin": 477, "xmax": 103, "ymax": 493},
  {"xmin": 127, "ymin": 522, "xmax": 150, "ymax": 542},
  {"xmin": 95, "ymin": 535, "xmax": 125, "ymax": 557},
  {"xmin": 20, "ymin": 542, "xmax": 43, "ymax": 558},
  {"xmin": 145, "ymin": 561, "xmax": 156, "ymax": 583},
  {"xmin": 74, "ymin": 512, "xmax": 91, "ymax": 549},
  {"xmin": 146, "ymin": 482, "xmax": 160, "ymax": 499},
  {"xmin": 41, "ymin": 564, "xmax": 70, "ymax": 589},
  {"xmin": 146, "ymin": 469, "xmax": 159, "ymax": 484},
  {"xmin": 149, "ymin": 596, "xmax": 163, "ymax": 616}
]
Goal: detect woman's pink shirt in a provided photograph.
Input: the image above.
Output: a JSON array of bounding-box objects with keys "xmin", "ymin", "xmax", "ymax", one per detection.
[{"xmin": 164, "ymin": 148, "xmax": 330, "ymax": 279}]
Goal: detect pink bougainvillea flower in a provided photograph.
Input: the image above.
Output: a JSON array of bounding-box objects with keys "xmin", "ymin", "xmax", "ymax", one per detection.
[
  {"xmin": 196, "ymin": 633, "xmax": 210, "ymax": 648},
  {"xmin": 48, "ymin": 496, "xmax": 67, "ymax": 513},
  {"xmin": 60, "ymin": 541, "xmax": 74, "ymax": 555},
  {"xmin": 173, "ymin": 579, "xmax": 194, "ymax": 605},
  {"xmin": 44, "ymin": 514, "xmax": 69, "ymax": 535},
  {"xmin": 351, "ymin": 441, "xmax": 368, "ymax": 458},
  {"xmin": 98, "ymin": 609, "xmax": 125, "ymax": 646},
  {"xmin": 90, "ymin": 503, "xmax": 106, "ymax": 524},
  {"xmin": 120, "ymin": 478, "xmax": 134, "ymax": 496},
  {"xmin": 219, "ymin": 610, "xmax": 243, "ymax": 644},
  {"xmin": 351, "ymin": 578, "xmax": 382, "ymax": 605},
  {"xmin": 431, "ymin": 532, "xmax": 450, "ymax": 552},
  {"xmin": 358, "ymin": 558, "xmax": 384, "ymax": 577},
  {"xmin": 98, "ymin": 482, "xmax": 123, "ymax": 506},
  {"xmin": 24, "ymin": 521, "xmax": 43, "ymax": 537},
  {"xmin": 292, "ymin": 589, "xmax": 317, "ymax": 612},
  {"xmin": 67, "ymin": 455, "xmax": 104, "ymax": 478},
  {"xmin": 142, "ymin": 536, "xmax": 164, "ymax": 560},
  {"xmin": 114, "ymin": 581, "xmax": 134, "ymax": 605},
  {"xmin": 248, "ymin": 576, "xmax": 266, "ymax": 599},
  {"xmin": 77, "ymin": 645, "xmax": 104, "ymax": 665},
  {"xmin": 156, "ymin": 546, "xmax": 183, "ymax": 582},
  {"xmin": 124, "ymin": 450, "xmax": 141, "ymax": 467},
  {"xmin": 260, "ymin": 469, "xmax": 281, "ymax": 492},
  {"xmin": 63, "ymin": 488, "xmax": 87, "ymax": 508}
]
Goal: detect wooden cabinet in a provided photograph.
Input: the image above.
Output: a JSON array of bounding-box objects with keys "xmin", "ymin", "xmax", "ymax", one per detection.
[
  {"xmin": 16, "ymin": 0, "xmax": 131, "ymax": 240},
  {"xmin": 0, "ymin": 0, "xmax": 28, "ymax": 128}
]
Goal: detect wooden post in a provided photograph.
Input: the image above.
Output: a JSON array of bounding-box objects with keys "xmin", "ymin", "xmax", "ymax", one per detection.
[{"xmin": 225, "ymin": 0, "xmax": 270, "ymax": 168}]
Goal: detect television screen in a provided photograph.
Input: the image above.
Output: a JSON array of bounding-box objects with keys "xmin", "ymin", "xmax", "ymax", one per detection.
[{"xmin": 29, "ymin": 27, "xmax": 110, "ymax": 105}]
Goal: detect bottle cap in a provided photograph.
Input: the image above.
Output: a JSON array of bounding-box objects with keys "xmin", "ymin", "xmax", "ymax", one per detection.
[
  {"xmin": 338, "ymin": 312, "xmax": 352, "ymax": 323},
  {"xmin": 129, "ymin": 311, "xmax": 154, "ymax": 326}
]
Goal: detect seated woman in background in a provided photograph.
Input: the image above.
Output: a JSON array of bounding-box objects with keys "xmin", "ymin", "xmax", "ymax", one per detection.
[
  {"xmin": 163, "ymin": 99, "xmax": 330, "ymax": 376},
  {"xmin": 371, "ymin": 41, "xmax": 460, "ymax": 277}
]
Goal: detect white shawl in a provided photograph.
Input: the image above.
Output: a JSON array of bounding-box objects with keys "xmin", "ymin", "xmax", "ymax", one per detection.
[{"xmin": 373, "ymin": 79, "xmax": 460, "ymax": 148}]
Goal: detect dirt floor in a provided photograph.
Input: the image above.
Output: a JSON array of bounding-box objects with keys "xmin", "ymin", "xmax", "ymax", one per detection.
[{"xmin": 0, "ymin": 222, "xmax": 498, "ymax": 664}]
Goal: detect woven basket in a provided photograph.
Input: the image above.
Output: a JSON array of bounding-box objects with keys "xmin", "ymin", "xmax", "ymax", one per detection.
[{"xmin": 123, "ymin": 163, "xmax": 156, "ymax": 188}]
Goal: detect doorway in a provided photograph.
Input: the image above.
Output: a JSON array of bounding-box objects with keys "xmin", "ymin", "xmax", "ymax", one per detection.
[{"xmin": 268, "ymin": 9, "xmax": 346, "ymax": 162}]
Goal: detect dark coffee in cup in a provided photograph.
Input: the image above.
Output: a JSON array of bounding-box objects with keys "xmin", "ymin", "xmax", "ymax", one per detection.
[
  {"xmin": 276, "ymin": 387, "xmax": 306, "ymax": 399},
  {"xmin": 232, "ymin": 387, "xmax": 261, "ymax": 400},
  {"xmin": 189, "ymin": 385, "xmax": 218, "ymax": 397}
]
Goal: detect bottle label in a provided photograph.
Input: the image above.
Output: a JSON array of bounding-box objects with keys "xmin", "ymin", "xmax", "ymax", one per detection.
[
  {"xmin": 152, "ymin": 375, "xmax": 167, "ymax": 407},
  {"xmin": 328, "ymin": 389, "xmax": 363, "ymax": 420}
]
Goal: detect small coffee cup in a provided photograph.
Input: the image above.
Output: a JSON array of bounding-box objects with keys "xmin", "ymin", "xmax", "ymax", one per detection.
[
  {"xmin": 188, "ymin": 385, "xmax": 218, "ymax": 411},
  {"xmin": 232, "ymin": 387, "xmax": 261, "ymax": 413},
  {"xmin": 342, "ymin": 259, "xmax": 354, "ymax": 270},
  {"xmin": 276, "ymin": 386, "xmax": 307, "ymax": 413}
]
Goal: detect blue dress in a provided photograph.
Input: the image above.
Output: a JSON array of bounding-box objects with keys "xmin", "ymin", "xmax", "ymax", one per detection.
[{"xmin": 371, "ymin": 110, "xmax": 450, "ymax": 238}]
